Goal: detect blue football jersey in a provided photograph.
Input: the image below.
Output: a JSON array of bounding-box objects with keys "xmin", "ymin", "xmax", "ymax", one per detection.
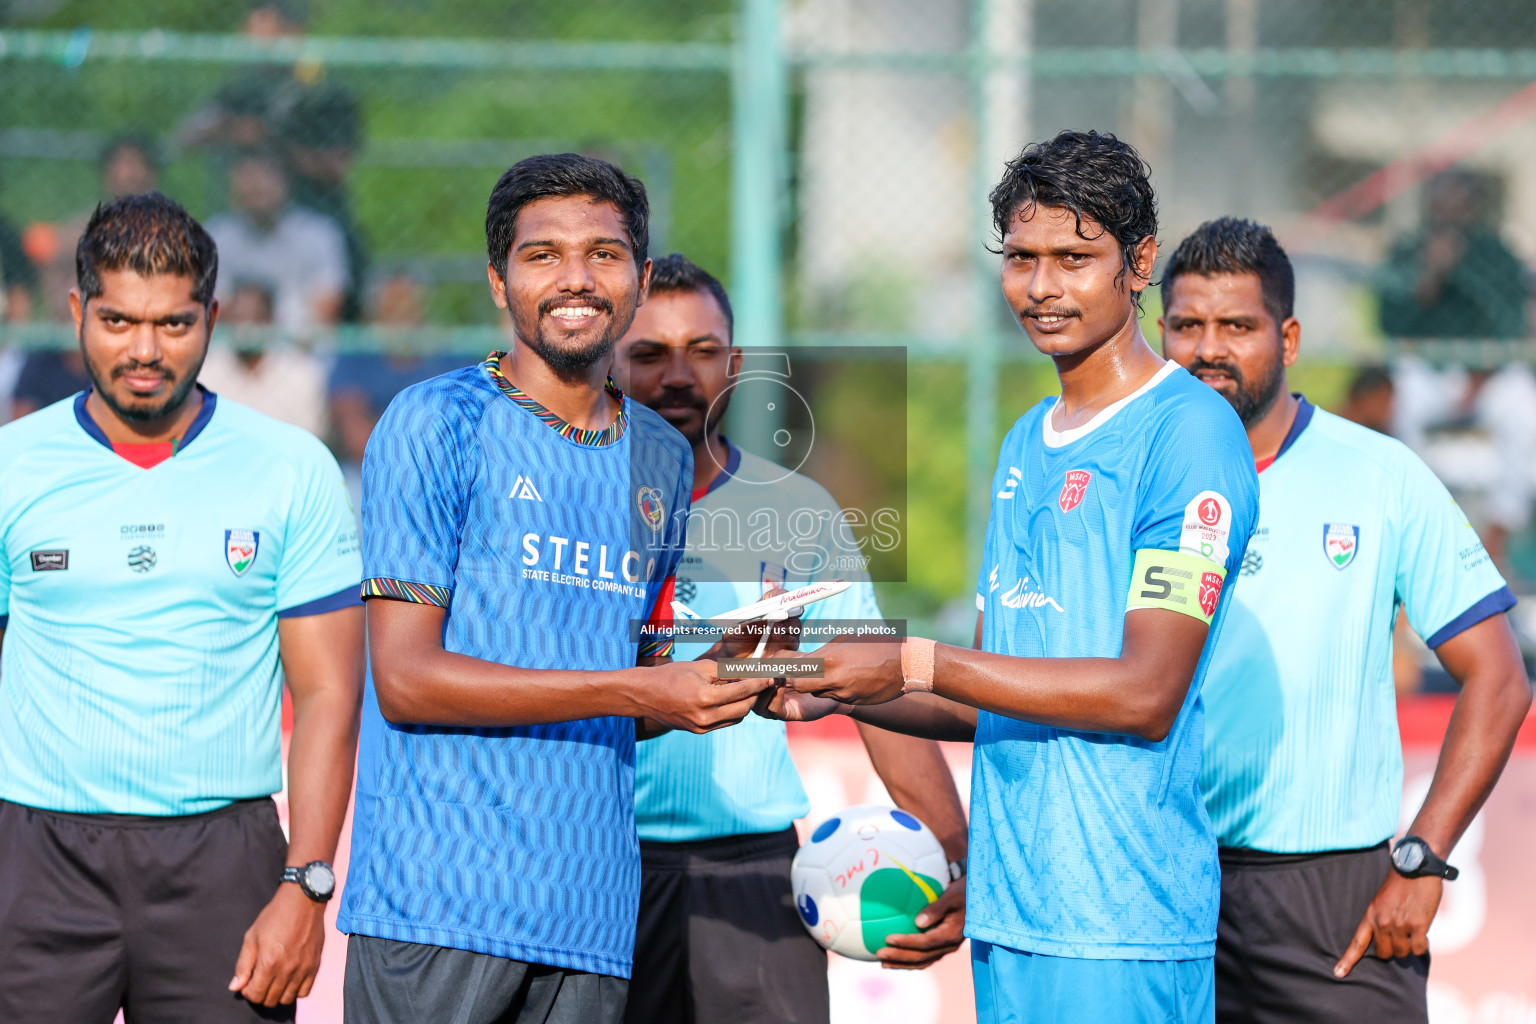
[
  {"xmin": 337, "ymin": 355, "xmax": 691, "ymax": 979},
  {"xmin": 0, "ymin": 392, "xmax": 360, "ymax": 815},
  {"xmin": 969, "ymin": 361, "xmax": 1258, "ymax": 960},
  {"xmin": 1201, "ymin": 400, "xmax": 1514, "ymax": 853}
]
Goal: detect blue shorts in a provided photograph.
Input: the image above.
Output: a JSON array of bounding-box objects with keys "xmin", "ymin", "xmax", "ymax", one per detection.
[{"xmin": 972, "ymin": 941, "xmax": 1214, "ymax": 1024}]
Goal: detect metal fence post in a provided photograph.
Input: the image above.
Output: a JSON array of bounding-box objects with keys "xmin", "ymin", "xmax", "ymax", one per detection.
[{"xmin": 731, "ymin": 0, "xmax": 786, "ymax": 352}]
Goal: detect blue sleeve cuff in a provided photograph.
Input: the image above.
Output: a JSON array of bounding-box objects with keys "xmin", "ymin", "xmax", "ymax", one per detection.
[
  {"xmin": 0, "ymin": 614, "xmax": 8, "ymax": 630},
  {"xmin": 1424, "ymin": 585, "xmax": 1518, "ymax": 649},
  {"xmin": 277, "ymin": 585, "xmax": 364, "ymax": 619}
]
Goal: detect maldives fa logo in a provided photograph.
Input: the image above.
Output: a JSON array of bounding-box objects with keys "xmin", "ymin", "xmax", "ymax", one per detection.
[
  {"xmin": 636, "ymin": 486, "xmax": 665, "ymax": 534},
  {"xmin": 1323, "ymin": 523, "xmax": 1359, "ymax": 570},
  {"xmin": 225, "ymin": 529, "xmax": 260, "ymax": 577},
  {"xmin": 1058, "ymin": 469, "xmax": 1091, "ymax": 513}
]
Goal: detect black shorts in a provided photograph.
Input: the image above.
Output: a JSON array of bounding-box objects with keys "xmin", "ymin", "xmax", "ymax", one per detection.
[
  {"xmin": 344, "ymin": 935, "xmax": 628, "ymax": 1024},
  {"xmin": 0, "ymin": 796, "xmax": 292, "ymax": 1023},
  {"xmin": 624, "ymin": 826, "xmax": 829, "ymax": 1024},
  {"xmin": 1216, "ymin": 843, "xmax": 1429, "ymax": 1024}
]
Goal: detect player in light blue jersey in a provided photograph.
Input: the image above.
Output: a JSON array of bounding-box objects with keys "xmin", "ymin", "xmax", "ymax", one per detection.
[
  {"xmin": 0, "ymin": 193, "xmax": 364, "ymax": 1022},
  {"xmin": 766, "ymin": 131, "xmax": 1259, "ymax": 1023},
  {"xmin": 1160, "ymin": 218, "xmax": 1532, "ymax": 1023},
  {"xmin": 339, "ymin": 156, "xmax": 779, "ymax": 1024},
  {"xmin": 613, "ymin": 254, "xmax": 970, "ymax": 1024}
]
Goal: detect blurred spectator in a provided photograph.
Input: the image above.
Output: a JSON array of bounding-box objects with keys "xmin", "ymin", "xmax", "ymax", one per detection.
[
  {"xmin": 1, "ymin": 208, "xmax": 38, "ymax": 323},
  {"xmin": 177, "ymin": 1, "xmax": 313, "ymax": 155},
  {"xmin": 1336, "ymin": 364, "xmax": 1395, "ymax": 435},
  {"xmin": 36, "ymin": 133, "xmax": 162, "ymax": 323},
  {"xmin": 1377, "ymin": 170, "xmax": 1528, "ymax": 341},
  {"xmin": 206, "ymin": 148, "xmax": 349, "ymax": 335},
  {"xmin": 280, "ymin": 84, "xmax": 368, "ymax": 322},
  {"xmin": 196, "ymin": 280, "xmax": 330, "ymax": 437},
  {"xmin": 328, "ymin": 271, "xmax": 461, "ymax": 498},
  {"xmin": 11, "ymin": 350, "xmax": 89, "ymax": 420}
]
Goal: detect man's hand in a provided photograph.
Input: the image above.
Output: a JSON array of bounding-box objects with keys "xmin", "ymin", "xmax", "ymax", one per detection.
[
  {"xmin": 789, "ymin": 640, "xmax": 904, "ymax": 705},
  {"xmin": 1333, "ymin": 871, "xmax": 1443, "ymax": 978},
  {"xmin": 753, "ymin": 680, "xmax": 844, "ymax": 722},
  {"xmin": 228, "ymin": 884, "xmax": 326, "ymax": 1006},
  {"xmin": 878, "ymin": 878, "xmax": 966, "ymax": 970},
  {"xmin": 643, "ymin": 658, "xmax": 773, "ymax": 734}
]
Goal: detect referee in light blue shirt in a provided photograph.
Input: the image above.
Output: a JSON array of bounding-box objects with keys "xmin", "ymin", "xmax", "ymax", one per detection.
[
  {"xmin": 0, "ymin": 192, "xmax": 365, "ymax": 1021},
  {"xmin": 1159, "ymin": 217, "xmax": 1532, "ymax": 1023}
]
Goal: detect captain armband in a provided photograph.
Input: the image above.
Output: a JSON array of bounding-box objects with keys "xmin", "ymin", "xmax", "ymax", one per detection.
[{"xmin": 1125, "ymin": 549, "xmax": 1227, "ymax": 625}]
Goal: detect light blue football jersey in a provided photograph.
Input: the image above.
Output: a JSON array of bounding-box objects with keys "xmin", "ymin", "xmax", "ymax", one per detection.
[
  {"xmin": 0, "ymin": 391, "xmax": 361, "ymax": 816},
  {"xmin": 634, "ymin": 442, "xmax": 883, "ymax": 842},
  {"xmin": 337, "ymin": 355, "xmax": 692, "ymax": 979},
  {"xmin": 1200, "ymin": 399, "xmax": 1514, "ymax": 854},
  {"xmin": 970, "ymin": 361, "xmax": 1258, "ymax": 961}
]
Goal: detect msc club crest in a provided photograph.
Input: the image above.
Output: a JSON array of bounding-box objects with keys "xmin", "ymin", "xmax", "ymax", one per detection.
[
  {"xmin": 1058, "ymin": 469, "xmax": 1091, "ymax": 513},
  {"xmin": 1323, "ymin": 523, "xmax": 1359, "ymax": 570},
  {"xmin": 636, "ymin": 486, "xmax": 666, "ymax": 535},
  {"xmin": 225, "ymin": 529, "xmax": 261, "ymax": 577}
]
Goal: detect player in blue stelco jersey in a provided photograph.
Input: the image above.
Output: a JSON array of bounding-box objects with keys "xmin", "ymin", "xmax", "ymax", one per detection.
[
  {"xmin": 612, "ymin": 253, "xmax": 971, "ymax": 1024},
  {"xmin": 0, "ymin": 193, "xmax": 364, "ymax": 1021},
  {"xmin": 764, "ymin": 131, "xmax": 1259, "ymax": 1023},
  {"xmin": 1159, "ymin": 218, "xmax": 1532, "ymax": 1023},
  {"xmin": 337, "ymin": 155, "xmax": 780, "ymax": 1024}
]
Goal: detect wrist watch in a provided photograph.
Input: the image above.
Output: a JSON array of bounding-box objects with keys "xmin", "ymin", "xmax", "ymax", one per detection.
[
  {"xmin": 281, "ymin": 860, "xmax": 337, "ymax": 902},
  {"xmin": 1390, "ymin": 836, "xmax": 1458, "ymax": 880},
  {"xmin": 948, "ymin": 857, "xmax": 968, "ymax": 884}
]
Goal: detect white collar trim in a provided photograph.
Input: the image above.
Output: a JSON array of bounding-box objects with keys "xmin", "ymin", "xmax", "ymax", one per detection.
[{"xmin": 1041, "ymin": 360, "xmax": 1178, "ymax": 448}]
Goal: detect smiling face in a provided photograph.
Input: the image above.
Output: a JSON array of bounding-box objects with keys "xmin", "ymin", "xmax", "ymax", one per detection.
[
  {"xmin": 489, "ymin": 195, "xmax": 650, "ymax": 376},
  {"xmin": 999, "ymin": 203, "xmax": 1155, "ymax": 359},
  {"xmin": 614, "ymin": 288, "xmax": 738, "ymax": 447},
  {"xmin": 1160, "ymin": 270, "xmax": 1298, "ymax": 425},
  {"xmin": 69, "ymin": 269, "xmax": 215, "ymax": 424}
]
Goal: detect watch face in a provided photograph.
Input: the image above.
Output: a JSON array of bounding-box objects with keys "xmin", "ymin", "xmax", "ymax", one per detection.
[
  {"xmin": 1394, "ymin": 842, "xmax": 1426, "ymax": 873},
  {"xmin": 305, "ymin": 862, "xmax": 336, "ymax": 897}
]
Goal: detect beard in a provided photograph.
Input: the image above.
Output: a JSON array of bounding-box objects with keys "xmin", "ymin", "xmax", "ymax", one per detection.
[
  {"xmin": 1189, "ymin": 354, "xmax": 1284, "ymax": 426},
  {"xmin": 651, "ymin": 386, "xmax": 729, "ymax": 447},
  {"xmin": 512, "ymin": 293, "xmax": 632, "ymax": 378},
  {"xmin": 81, "ymin": 342, "xmax": 205, "ymax": 423}
]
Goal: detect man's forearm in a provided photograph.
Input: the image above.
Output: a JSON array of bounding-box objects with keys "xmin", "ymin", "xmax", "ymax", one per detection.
[
  {"xmin": 374, "ymin": 646, "xmax": 650, "ymax": 727},
  {"xmin": 1408, "ymin": 666, "xmax": 1530, "ymax": 856},
  {"xmin": 858, "ymin": 721, "xmax": 968, "ymax": 859},
  {"xmin": 846, "ymin": 692, "xmax": 978, "ymax": 742},
  {"xmin": 285, "ymin": 685, "xmax": 360, "ymax": 867}
]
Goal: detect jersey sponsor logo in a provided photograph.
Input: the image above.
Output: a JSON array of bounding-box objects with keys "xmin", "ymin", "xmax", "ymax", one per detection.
[
  {"xmin": 1198, "ymin": 571, "xmax": 1224, "ymax": 617},
  {"xmin": 997, "ymin": 466, "xmax": 1022, "ymax": 500},
  {"xmin": 127, "ymin": 545, "xmax": 157, "ymax": 573},
  {"xmin": 988, "ymin": 563, "xmax": 1000, "ymax": 593},
  {"xmin": 225, "ymin": 529, "xmax": 260, "ymax": 577},
  {"xmin": 637, "ymin": 486, "xmax": 666, "ymax": 534},
  {"xmin": 509, "ymin": 473, "xmax": 543, "ymax": 501},
  {"xmin": 521, "ymin": 532, "xmax": 650, "ymax": 592},
  {"xmin": 1180, "ymin": 490, "xmax": 1232, "ymax": 566},
  {"xmin": 30, "ymin": 550, "xmax": 68, "ymax": 571},
  {"xmin": 1058, "ymin": 469, "xmax": 1091, "ymax": 512},
  {"xmin": 999, "ymin": 575, "xmax": 1064, "ymax": 612},
  {"xmin": 1323, "ymin": 523, "xmax": 1359, "ymax": 569}
]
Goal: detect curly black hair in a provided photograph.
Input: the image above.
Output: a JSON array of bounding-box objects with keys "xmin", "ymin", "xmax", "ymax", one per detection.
[
  {"xmin": 1162, "ymin": 217, "xmax": 1294, "ymax": 326},
  {"xmin": 988, "ymin": 130, "xmax": 1158, "ymax": 295},
  {"xmin": 485, "ymin": 153, "xmax": 649, "ymax": 283},
  {"xmin": 76, "ymin": 190, "xmax": 218, "ymax": 308}
]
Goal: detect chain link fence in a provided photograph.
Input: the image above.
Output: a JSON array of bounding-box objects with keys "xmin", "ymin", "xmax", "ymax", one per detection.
[{"xmin": 3, "ymin": 0, "xmax": 1536, "ymax": 619}]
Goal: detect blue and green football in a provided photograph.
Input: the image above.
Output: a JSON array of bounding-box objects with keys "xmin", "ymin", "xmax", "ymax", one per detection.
[{"xmin": 791, "ymin": 804, "xmax": 948, "ymax": 961}]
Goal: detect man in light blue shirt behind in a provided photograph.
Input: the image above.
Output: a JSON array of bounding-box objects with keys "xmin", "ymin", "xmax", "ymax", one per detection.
[
  {"xmin": 613, "ymin": 254, "xmax": 969, "ymax": 1024},
  {"xmin": 1161, "ymin": 217, "xmax": 1532, "ymax": 1023}
]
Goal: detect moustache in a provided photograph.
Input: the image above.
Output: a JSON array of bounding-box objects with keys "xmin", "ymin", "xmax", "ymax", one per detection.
[
  {"xmin": 1020, "ymin": 306, "xmax": 1081, "ymax": 319},
  {"xmin": 110, "ymin": 362, "xmax": 173, "ymax": 382},
  {"xmin": 1188, "ymin": 358, "xmax": 1245, "ymax": 385},
  {"xmin": 651, "ymin": 389, "xmax": 708, "ymax": 412}
]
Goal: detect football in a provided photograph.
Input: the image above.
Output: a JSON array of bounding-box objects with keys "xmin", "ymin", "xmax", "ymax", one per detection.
[{"xmin": 791, "ymin": 804, "xmax": 950, "ymax": 961}]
